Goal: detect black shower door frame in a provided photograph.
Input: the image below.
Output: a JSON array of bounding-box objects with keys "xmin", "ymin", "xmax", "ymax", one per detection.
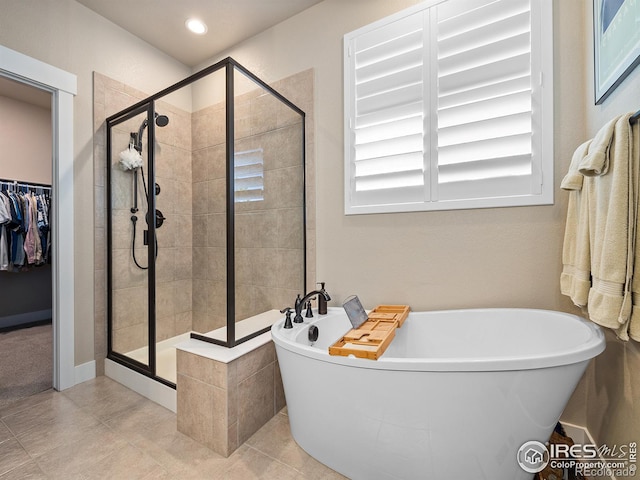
[{"xmin": 106, "ymin": 57, "xmax": 307, "ymax": 386}]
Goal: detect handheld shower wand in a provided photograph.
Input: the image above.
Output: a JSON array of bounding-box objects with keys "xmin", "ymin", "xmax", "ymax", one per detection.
[{"xmin": 128, "ymin": 112, "xmax": 170, "ymax": 269}]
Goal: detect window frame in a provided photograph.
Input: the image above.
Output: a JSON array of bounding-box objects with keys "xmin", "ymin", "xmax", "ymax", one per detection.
[{"xmin": 343, "ymin": 0, "xmax": 554, "ymax": 215}]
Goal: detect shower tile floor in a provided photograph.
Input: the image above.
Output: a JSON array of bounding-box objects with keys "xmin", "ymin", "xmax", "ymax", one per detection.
[{"xmin": 0, "ymin": 376, "xmax": 346, "ymax": 479}]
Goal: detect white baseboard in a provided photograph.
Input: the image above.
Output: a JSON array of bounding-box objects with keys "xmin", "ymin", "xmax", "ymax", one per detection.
[
  {"xmin": 105, "ymin": 358, "xmax": 176, "ymax": 412},
  {"xmin": 74, "ymin": 360, "xmax": 96, "ymax": 385}
]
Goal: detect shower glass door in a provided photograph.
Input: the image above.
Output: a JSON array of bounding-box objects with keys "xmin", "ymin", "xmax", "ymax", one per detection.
[
  {"xmin": 230, "ymin": 65, "xmax": 306, "ymax": 342},
  {"xmin": 107, "ymin": 104, "xmax": 158, "ymax": 380},
  {"xmin": 105, "ymin": 57, "xmax": 306, "ymax": 387},
  {"xmin": 148, "ymin": 89, "xmax": 193, "ymax": 385}
]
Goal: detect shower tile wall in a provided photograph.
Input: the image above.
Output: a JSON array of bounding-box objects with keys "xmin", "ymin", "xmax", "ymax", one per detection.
[{"xmin": 93, "ymin": 69, "xmax": 315, "ymax": 374}]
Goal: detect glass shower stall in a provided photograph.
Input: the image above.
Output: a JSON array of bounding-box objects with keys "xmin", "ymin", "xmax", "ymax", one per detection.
[{"xmin": 105, "ymin": 58, "xmax": 306, "ymax": 387}]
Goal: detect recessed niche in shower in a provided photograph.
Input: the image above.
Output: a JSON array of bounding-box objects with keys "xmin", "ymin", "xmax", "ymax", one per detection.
[{"xmin": 105, "ymin": 58, "xmax": 306, "ymax": 386}]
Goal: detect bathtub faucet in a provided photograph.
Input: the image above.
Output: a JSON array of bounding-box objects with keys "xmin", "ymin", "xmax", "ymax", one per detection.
[{"xmin": 294, "ymin": 287, "xmax": 331, "ymax": 323}]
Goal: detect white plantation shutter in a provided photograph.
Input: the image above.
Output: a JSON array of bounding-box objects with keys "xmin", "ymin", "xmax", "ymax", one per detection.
[
  {"xmin": 348, "ymin": 11, "xmax": 428, "ymax": 208},
  {"xmin": 344, "ymin": 0, "xmax": 553, "ymax": 214},
  {"xmin": 234, "ymin": 148, "xmax": 264, "ymax": 203},
  {"xmin": 435, "ymin": 0, "xmax": 537, "ymax": 201}
]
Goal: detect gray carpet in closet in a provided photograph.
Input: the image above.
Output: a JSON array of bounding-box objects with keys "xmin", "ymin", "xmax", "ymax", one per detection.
[{"xmin": 0, "ymin": 323, "xmax": 52, "ymax": 411}]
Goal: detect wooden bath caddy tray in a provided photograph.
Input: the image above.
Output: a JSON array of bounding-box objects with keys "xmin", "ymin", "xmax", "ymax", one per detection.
[{"xmin": 328, "ymin": 305, "xmax": 410, "ymax": 360}]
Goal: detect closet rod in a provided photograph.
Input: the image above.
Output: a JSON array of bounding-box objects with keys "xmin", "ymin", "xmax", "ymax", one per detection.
[
  {"xmin": 0, "ymin": 178, "xmax": 51, "ymax": 189},
  {"xmin": 631, "ymin": 110, "xmax": 640, "ymax": 125}
]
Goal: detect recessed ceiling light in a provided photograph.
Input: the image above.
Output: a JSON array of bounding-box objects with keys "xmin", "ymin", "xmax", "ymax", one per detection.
[{"xmin": 185, "ymin": 18, "xmax": 208, "ymax": 35}]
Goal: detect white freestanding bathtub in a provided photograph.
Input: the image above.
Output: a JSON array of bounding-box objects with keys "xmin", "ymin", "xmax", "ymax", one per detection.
[{"xmin": 271, "ymin": 307, "xmax": 605, "ymax": 480}]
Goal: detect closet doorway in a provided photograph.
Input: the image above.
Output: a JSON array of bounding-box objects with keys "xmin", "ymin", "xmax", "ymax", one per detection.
[
  {"xmin": 0, "ymin": 76, "xmax": 54, "ymax": 409},
  {"xmin": 0, "ymin": 44, "xmax": 77, "ymax": 393}
]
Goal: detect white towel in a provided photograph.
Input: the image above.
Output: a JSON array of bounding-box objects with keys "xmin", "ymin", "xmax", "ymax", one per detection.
[
  {"xmin": 625, "ymin": 121, "xmax": 640, "ymax": 341},
  {"xmin": 579, "ymin": 116, "xmax": 618, "ymax": 176},
  {"xmin": 585, "ymin": 113, "xmax": 634, "ymax": 338},
  {"xmin": 561, "ymin": 113, "xmax": 638, "ymax": 341},
  {"xmin": 561, "ymin": 140, "xmax": 591, "ymax": 307}
]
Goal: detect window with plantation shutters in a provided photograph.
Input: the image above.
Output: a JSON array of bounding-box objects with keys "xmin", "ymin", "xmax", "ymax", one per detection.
[
  {"xmin": 234, "ymin": 148, "xmax": 264, "ymax": 203},
  {"xmin": 344, "ymin": 0, "xmax": 553, "ymax": 214}
]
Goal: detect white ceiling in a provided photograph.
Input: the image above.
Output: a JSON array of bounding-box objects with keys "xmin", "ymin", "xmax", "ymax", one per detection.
[{"xmin": 74, "ymin": 0, "xmax": 324, "ymax": 67}]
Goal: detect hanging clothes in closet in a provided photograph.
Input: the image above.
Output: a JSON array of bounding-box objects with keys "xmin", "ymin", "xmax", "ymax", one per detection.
[{"xmin": 0, "ymin": 179, "xmax": 51, "ymax": 272}]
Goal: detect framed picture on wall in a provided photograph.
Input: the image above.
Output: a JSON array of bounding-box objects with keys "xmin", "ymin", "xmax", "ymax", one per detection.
[{"xmin": 593, "ymin": 0, "xmax": 640, "ymax": 104}]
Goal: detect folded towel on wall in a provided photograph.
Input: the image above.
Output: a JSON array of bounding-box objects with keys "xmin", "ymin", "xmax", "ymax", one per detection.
[
  {"xmin": 579, "ymin": 116, "xmax": 618, "ymax": 176},
  {"xmin": 560, "ymin": 140, "xmax": 592, "ymax": 307},
  {"xmin": 561, "ymin": 140, "xmax": 590, "ymax": 190},
  {"xmin": 585, "ymin": 113, "xmax": 634, "ymax": 338},
  {"xmin": 561, "ymin": 112, "xmax": 639, "ymax": 342}
]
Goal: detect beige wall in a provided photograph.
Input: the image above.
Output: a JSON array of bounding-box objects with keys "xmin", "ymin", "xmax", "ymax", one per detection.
[
  {"xmin": 0, "ymin": 0, "xmax": 191, "ymax": 365},
  {"xmin": 0, "ymin": 95, "xmax": 52, "ymax": 184}
]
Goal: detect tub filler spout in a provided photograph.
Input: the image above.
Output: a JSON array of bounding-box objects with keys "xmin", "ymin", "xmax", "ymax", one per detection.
[{"xmin": 294, "ymin": 288, "xmax": 331, "ymax": 323}]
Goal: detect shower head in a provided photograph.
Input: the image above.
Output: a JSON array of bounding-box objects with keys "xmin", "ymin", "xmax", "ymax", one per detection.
[
  {"xmin": 139, "ymin": 113, "xmax": 170, "ymax": 130},
  {"xmin": 155, "ymin": 114, "xmax": 169, "ymax": 127},
  {"xmin": 132, "ymin": 112, "xmax": 170, "ymax": 153}
]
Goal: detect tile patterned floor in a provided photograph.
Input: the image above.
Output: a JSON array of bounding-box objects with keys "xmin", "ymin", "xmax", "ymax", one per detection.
[{"xmin": 0, "ymin": 376, "xmax": 346, "ymax": 479}]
